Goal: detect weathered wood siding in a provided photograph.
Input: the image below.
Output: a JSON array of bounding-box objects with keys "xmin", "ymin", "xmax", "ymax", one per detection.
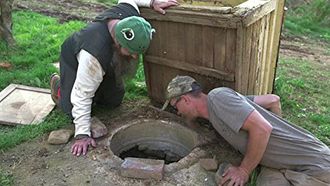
[{"xmin": 141, "ymin": 0, "xmax": 285, "ymax": 103}]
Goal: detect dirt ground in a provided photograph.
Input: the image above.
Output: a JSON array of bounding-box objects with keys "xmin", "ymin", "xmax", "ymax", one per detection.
[
  {"xmin": 1, "ymin": 0, "xmax": 329, "ymax": 185},
  {"xmin": 0, "ymin": 99, "xmax": 243, "ymax": 185}
]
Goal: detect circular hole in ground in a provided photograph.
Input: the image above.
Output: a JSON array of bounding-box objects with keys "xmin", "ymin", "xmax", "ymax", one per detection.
[{"xmin": 109, "ymin": 119, "xmax": 199, "ymax": 164}]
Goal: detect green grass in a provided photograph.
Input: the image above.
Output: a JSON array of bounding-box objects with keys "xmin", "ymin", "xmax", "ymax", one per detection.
[
  {"xmin": 284, "ymin": 0, "xmax": 330, "ymax": 40},
  {"xmin": 0, "ymin": 110, "xmax": 71, "ymax": 151},
  {"xmin": 275, "ymin": 57, "xmax": 330, "ymax": 145},
  {"xmin": 0, "ymin": 10, "xmax": 147, "ymax": 151},
  {"xmin": 95, "ymin": 0, "xmax": 118, "ymax": 6},
  {"xmin": 0, "ymin": 170, "xmax": 13, "ymax": 186},
  {"xmin": 0, "ymin": 11, "xmax": 86, "ymax": 90},
  {"xmin": 124, "ymin": 54, "xmax": 148, "ymax": 100}
]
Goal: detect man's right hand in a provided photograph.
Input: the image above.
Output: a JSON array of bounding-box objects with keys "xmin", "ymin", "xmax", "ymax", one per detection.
[
  {"xmin": 71, "ymin": 136, "xmax": 96, "ymax": 156},
  {"xmin": 220, "ymin": 165, "xmax": 249, "ymax": 186},
  {"xmin": 152, "ymin": 0, "xmax": 179, "ymax": 14}
]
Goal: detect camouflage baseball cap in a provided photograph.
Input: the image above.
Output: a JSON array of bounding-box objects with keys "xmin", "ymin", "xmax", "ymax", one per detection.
[{"xmin": 162, "ymin": 76, "xmax": 197, "ymax": 110}]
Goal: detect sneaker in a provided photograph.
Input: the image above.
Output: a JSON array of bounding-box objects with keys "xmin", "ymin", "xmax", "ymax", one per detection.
[{"xmin": 50, "ymin": 73, "xmax": 60, "ymax": 106}]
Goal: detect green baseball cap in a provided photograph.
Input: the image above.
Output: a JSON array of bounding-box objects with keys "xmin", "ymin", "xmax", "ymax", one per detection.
[
  {"xmin": 162, "ymin": 76, "xmax": 198, "ymax": 110},
  {"xmin": 115, "ymin": 16, "xmax": 155, "ymax": 54}
]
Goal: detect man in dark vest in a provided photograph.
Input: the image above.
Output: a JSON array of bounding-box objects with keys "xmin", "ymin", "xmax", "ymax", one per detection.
[{"xmin": 50, "ymin": 0, "xmax": 178, "ymax": 156}]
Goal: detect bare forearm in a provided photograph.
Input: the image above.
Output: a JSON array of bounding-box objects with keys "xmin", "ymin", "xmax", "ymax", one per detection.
[
  {"xmin": 239, "ymin": 111, "xmax": 273, "ymax": 174},
  {"xmin": 240, "ymin": 129, "xmax": 271, "ymax": 174},
  {"xmin": 270, "ymin": 103, "xmax": 282, "ymax": 117},
  {"xmin": 118, "ymin": 0, "xmax": 152, "ymax": 13},
  {"xmin": 254, "ymin": 94, "xmax": 282, "ymax": 117}
]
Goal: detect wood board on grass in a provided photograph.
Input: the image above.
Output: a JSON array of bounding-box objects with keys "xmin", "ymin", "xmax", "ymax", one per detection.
[{"xmin": 0, "ymin": 84, "xmax": 55, "ymax": 125}]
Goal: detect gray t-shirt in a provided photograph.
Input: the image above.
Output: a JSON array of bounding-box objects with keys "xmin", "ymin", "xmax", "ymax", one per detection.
[{"xmin": 207, "ymin": 87, "xmax": 330, "ymax": 175}]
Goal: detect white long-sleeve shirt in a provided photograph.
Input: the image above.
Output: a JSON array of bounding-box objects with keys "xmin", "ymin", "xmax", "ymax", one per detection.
[{"xmin": 72, "ymin": 0, "xmax": 152, "ymax": 137}]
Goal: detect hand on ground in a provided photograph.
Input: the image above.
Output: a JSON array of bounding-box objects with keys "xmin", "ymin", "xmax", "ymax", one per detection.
[
  {"xmin": 220, "ymin": 166, "xmax": 249, "ymax": 186},
  {"xmin": 71, "ymin": 137, "xmax": 96, "ymax": 156}
]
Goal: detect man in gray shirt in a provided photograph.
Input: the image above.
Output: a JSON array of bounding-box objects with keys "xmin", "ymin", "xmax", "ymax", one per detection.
[{"xmin": 162, "ymin": 75, "xmax": 330, "ymax": 186}]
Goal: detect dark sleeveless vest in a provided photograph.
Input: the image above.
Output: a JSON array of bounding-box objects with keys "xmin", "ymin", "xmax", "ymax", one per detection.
[
  {"xmin": 58, "ymin": 3, "xmax": 139, "ymax": 115},
  {"xmin": 60, "ymin": 3, "xmax": 139, "ymax": 73}
]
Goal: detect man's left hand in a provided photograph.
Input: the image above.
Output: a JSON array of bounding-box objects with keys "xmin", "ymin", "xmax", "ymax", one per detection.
[
  {"xmin": 152, "ymin": 0, "xmax": 179, "ymax": 14},
  {"xmin": 71, "ymin": 136, "xmax": 96, "ymax": 156},
  {"xmin": 220, "ymin": 166, "xmax": 249, "ymax": 186}
]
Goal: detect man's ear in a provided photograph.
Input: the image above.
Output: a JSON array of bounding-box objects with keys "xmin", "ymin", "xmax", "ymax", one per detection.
[{"xmin": 182, "ymin": 95, "xmax": 190, "ymax": 103}]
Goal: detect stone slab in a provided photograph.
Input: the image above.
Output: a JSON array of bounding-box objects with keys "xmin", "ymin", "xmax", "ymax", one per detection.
[
  {"xmin": 215, "ymin": 162, "xmax": 232, "ymax": 186},
  {"xmin": 91, "ymin": 117, "xmax": 108, "ymax": 138},
  {"xmin": 168, "ymin": 162, "xmax": 216, "ymax": 186},
  {"xmin": 0, "ymin": 84, "xmax": 55, "ymax": 125},
  {"xmin": 199, "ymin": 158, "xmax": 218, "ymax": 171},
  {"xmin": 48, "ymin": 129, "xmax": 74, "ymax": 144},
  {"xmin": 120, "ymin": 157, "xmax": 164, "ymax": 180}
]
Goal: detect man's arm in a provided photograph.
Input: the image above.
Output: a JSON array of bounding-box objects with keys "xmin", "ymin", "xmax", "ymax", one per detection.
[
  {"xmin": 70, "ymin": 50, "xmax": 104, "ymax": 156},
  {"xmin": 254, "ymin": 94, "xmax": 282, "ymax": 117},
  {"xmin": 119, "ymin": 0, "xmax": 178, "ymax": 14},
  {"xmin": 221, "ymin": 110, "xmax": 273, "ymax": 186}
]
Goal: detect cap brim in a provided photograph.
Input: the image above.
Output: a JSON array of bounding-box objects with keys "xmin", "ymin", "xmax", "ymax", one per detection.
[{"xmin": 161, "ymin": 99, "xmax": 170, "ymax": 110}]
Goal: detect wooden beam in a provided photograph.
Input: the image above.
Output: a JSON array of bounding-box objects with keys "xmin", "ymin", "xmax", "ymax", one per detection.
[
  {"xmin": 0, "ymin": 84, "xmax": 16, "ymax": 102},
  {"xmin": 0, "ymin": 84, "xmax": 51, "ymax": 102},
  {"xmin": 268, "ymin": 0, "xmax": 285, "ymax": 93},
  {"xmin": 235, "ymin": 21, "xmax": 244, "ymax": 93},
  {"xmin": 233, "ymin": 0, "xmax": 276, "ymax": 26},
  {"xmin": 145, "ymin": 56, "xmax": 235, "ymax": 82},
  {"xmin": 141, "ymin": 8, "xmax": 241, "ymax": 28},
  {"xmin": 174, "ymin": 5, "xmax": 232, "ymax": 14}
]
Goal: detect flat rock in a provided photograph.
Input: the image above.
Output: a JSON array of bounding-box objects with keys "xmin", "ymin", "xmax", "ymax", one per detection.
[
  {"xmin": 199, "ymin": 158, "xmax": 218, "ymax": 171},
  {"xmin": 215, "ymin": 162, "xmax": 232, "ymax": 185},
  {"xmin": 120, "ymin": 157, "xmax": 164, "ymax": 180},
  {"xmin": 91, "ymin": 117, "xmax": 108, "ymax": 138},
  {"xmin": 48, "ymin": 129, "xmax": 74, "ymax": 144}
]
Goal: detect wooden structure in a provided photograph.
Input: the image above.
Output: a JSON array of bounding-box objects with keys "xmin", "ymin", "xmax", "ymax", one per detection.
[
  {"xmin": 0, "ymin": 84, "xmax": 55, "ymax": 125},
  {"xmin": 140, "ymin": 0, "xmax": 285, "ymax": 103}
]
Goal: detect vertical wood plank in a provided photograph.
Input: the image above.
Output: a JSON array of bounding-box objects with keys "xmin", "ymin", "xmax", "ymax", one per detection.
[
  {"xmin": 225, "ymin": 29, "xmax": 237, "ymax": 74},
  {"xmin": 240, "ymin": 25, "xmax": 252, "ymax": 94},
  {"xmin": 144, "ymin": 20, "xmax": 162, "ymax": 98},
  {"xmin": 261, "ymin": 14, "xmax": 271, "ymax": 94},
  {"xmin": 185, "ymin": 24, "xmax": 203, "ymax": 66},
  {"xmin": 214, "ymin": 28, "xmax": 227, "ymax": 72},
  {"xmin": 165, "ymin": 22, "xmax": 185, "ymax": 62},
  {"xmin": 258, "ymin": 17, "xmax": 266, "ymax": 95},
  {"xmin": 148, "ymin": 64, "xmax": 172, "ymax": 102},
  {"xmin": 268, "ymin": 0, "xmax": 285, "ymax": 93},
  {"xmin": 147, "ymin": 20, "xmax": 161, "ymax": 57},
  {"xmin": 255, "ymin": 17, "xmax": 265, "ymax": 95},
  {"xmin": 259, "ymin": 16, "xmax": 269, "ymax": 94},
  {"xmin": 235, "ymin": 22, "xmax": 244, "ymax": 93},
  {"xmin": 247, "ymin": 20, "xmax": 259, "ymax": 94},
  {"xmin": 201, "ymin": 25, "xmax": 215, "ymax": 68},
  {"xmin": 266, "ymin": 10, "xmax": 276, "ymax": 93}
]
